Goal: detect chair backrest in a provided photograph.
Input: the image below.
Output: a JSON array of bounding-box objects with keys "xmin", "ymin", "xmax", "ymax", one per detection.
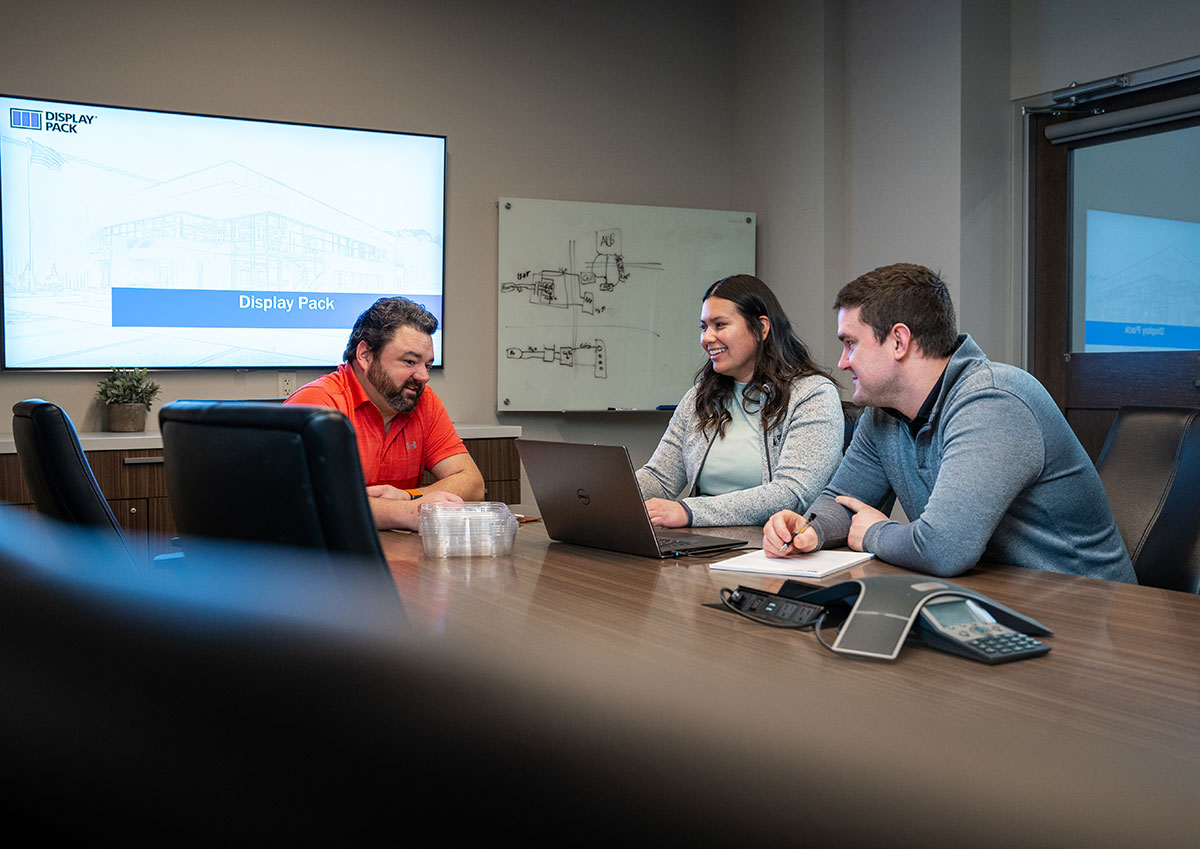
[
  {"xmin": 0, "ymin": 508, "xmax": 410, "ymax": 840},
  {"xmin": 1095, "ymin": 405, "xmax": 1200, "ymax": 593},
  {"xmin": 11, "ymin": 399, "xmax": 136, "ymax": 566},
  {"xmin": 158, "ymin": 400, "xmax": 387, "ymax": 566},
  {"xmin": 842, "ymin": 402, "xmax": 863, "ymax": 452}
]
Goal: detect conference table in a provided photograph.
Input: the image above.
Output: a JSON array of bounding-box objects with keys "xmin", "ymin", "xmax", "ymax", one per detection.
[{"xmin": 378, "ymin": 522, "xmax": 1199, "ymax": 847}]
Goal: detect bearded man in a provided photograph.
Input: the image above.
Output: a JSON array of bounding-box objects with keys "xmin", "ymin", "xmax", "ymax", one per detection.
[{"xmin": 287, "ymin": 297, "xmax": 483, "ymax": 530}]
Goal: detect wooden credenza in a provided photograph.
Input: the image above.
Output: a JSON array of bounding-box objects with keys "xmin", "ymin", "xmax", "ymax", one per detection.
[
  {"xmin": 447, "ymin": 425, "xmax": 524, "ymax": 504},
  {"xmin": 0, "ymin": 433, "xmax": 174, "ymax": 562},
  {"xmin": 0, "ymin": 425, "xmax": 521, "ymax": 559}
]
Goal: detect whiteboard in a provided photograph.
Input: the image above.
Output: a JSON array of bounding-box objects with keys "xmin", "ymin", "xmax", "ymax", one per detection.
[{"xmin": 497, "ymin": 198, "xmax": 756, "ymax": 411}]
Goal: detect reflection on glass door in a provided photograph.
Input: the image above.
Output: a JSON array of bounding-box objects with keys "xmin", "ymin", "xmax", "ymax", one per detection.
[{"xmin": 1070, "ymin": 124, "xmax": 1200, "ymax": 354}]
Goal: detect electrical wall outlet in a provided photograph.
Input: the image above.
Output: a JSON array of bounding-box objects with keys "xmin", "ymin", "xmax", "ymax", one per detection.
[{"xmin": 278, "ymin": 372, "xmax": 297, "ymax": 398}]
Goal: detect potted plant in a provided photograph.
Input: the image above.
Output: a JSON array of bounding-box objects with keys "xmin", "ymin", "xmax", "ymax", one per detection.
[{"xmin": 95, "ymin": 367, "xmax": 162, "ymax": 432}]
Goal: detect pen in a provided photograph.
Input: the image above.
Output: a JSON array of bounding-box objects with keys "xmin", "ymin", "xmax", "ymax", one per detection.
[{"xmin": 780, "ymin": 511, "xmax": 817, "ymax": 554}]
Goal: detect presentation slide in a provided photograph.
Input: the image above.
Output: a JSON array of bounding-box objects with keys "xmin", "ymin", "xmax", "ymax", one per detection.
[
  {"xmin": 1, "ymin": 95, "xmax": 445, "ymax": 369},
  {"xmin": 1083, "ymin": 209, "xmax": 1200, "ymax": 352}
]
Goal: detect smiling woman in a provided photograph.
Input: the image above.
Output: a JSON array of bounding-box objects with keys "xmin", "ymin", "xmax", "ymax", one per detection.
[
  {"xmin": 634, "ymin": 275, "xmax": 845, "ymax": 528},
  {"xmin": 700, "ymin": 295, "xmax": 763, "ymax": 383}
]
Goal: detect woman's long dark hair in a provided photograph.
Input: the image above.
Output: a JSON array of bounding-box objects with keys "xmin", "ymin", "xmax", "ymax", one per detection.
[{"xmin": 694, "ymin": 274, "xmax": 831, "ymax": 436}]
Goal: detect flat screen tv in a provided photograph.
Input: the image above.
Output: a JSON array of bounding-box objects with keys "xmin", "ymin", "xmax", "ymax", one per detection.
[{"xmin": 1, "ymin": 94, "xmax": 446, "ymax": 370}]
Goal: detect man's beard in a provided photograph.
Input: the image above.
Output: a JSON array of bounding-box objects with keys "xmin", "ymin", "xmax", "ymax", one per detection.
[{"xmin": 367, "ymin": 358, "xmax": 425, "ymax": 413}]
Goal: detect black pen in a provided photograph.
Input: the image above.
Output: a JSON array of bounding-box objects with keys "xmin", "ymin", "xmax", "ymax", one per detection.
[{"xmin": 780, "ymin": 511, "xmax": 817, "ymax": 554}]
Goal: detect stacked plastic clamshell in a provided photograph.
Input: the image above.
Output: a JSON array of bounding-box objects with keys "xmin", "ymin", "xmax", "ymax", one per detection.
[{"xmin": 418, "ymin": 501, "xmax": 519, "ymax": 557}]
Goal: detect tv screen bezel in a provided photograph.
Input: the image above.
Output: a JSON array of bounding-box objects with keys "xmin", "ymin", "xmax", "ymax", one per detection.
[{"xmin": 0, "ymin": 92, "xmax": 447, "ymax": 373}]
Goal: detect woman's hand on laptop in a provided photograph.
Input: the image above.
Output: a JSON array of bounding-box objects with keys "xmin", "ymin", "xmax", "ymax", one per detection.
[{"xmin": 645, "ymin": 498, "xmax": 688, "ymax": 528}]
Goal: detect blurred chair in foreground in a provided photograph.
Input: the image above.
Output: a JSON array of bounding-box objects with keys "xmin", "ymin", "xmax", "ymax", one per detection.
[
  {"xmin": 1, "ymin": 509, "xmax": 1189, "ymax": 848},
  {"xmin": 0, "ymin": 509, "xmax": 408, "ymax": 840}
]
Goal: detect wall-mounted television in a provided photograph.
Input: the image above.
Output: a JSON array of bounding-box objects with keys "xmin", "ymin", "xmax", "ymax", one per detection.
[{"xmin": 1, "ymin": 94, "xmax": 446, "ymax": 370}]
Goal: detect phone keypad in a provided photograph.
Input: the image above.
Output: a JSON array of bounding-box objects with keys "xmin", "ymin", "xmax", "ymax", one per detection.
[{"xmin": 971, "ymin": 631, "xmax": 1048, "ymax": 658}]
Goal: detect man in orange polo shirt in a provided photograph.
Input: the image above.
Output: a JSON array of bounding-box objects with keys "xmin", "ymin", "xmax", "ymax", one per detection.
[{"xmin": 286, "ymin": 297, "xmax": 484, "ymax": 530}]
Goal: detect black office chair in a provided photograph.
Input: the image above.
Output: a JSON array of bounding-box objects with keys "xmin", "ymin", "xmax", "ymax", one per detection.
[
  {"xmin": 158, "ymin": 400, "xmax": 391, "ymax": 586},
  {"xmin": 842, "ymin": 402, "xmax": 863, "ymax": 452},
  {"xmin": 11, "ymin": 398, "xmax": 138, "ymax": 569},
  {"xmin": 1095, "ymin": 405, "xmax": 1200, "ymax": 593},
  {"xmin": 0, "ymin": 508, "xmax": 412, "ymax": 840},
  {"xmin": 0, "ymin": 508, "xmax": 722, "ymax": 843}
]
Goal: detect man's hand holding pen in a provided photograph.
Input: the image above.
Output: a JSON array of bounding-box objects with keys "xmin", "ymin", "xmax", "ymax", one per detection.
[{"xmin": 763, "ymin": 509, "xmax": 818, "ymax": 559}]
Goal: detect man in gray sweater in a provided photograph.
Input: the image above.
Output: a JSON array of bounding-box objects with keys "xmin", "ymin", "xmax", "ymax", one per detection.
[{"xmin": 763, "ymin": 263, "xmax": 1135, "ymax": 582}]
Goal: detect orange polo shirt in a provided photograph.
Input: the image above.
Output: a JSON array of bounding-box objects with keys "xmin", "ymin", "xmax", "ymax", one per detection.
[{"xmin": 285, "ymin": 363, "xmax": 467, "ymax": 489}]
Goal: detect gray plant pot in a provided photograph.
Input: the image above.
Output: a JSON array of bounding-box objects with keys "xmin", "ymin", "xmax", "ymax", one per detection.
[{"xmin": 107, "ymin": 403, "xmax": 147, "ymax": 433}]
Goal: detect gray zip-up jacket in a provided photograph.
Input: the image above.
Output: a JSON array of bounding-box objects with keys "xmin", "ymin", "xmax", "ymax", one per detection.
[
  {"xmin": 635, "ymin": 375, "xmax": 844, "ymax": 527},
  {"xmin": 807, "ymin": 335, "xmax": 1135, "ymax": 582}
]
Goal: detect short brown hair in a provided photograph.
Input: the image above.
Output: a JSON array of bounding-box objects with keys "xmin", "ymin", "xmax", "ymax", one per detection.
[
  {"xmin": 343, "ymin": 297, "xmax": 438, "ymax": 362},
  {"xmin": 833, "ymin": 263, "xmax": 958, "ymax": 358}
]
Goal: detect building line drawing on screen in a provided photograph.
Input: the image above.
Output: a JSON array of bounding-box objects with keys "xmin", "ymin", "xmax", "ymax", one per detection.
[
  {"xmin": 500, "ymin": 229, "xmax": 662, "ymax": 378},
  {"xmin": 2, "ymin": 94, "xmax": 446, "ymax": 369},
  {"xmin": 1082, "ymin": 208, "xmax": 1200, "ymax": 352}
]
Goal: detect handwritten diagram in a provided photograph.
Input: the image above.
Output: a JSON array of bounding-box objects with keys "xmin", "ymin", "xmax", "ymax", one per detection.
[
  {"xmin": 497, "ymin": 198, "xmax": 756, "ymax": 411},
  {"xmin": 505, "ymin": 339, "xmax": 608, "ymax": 378},
  {"xmin": 500, "ymin": 228, "xmax": 662, "ymax": 381}
]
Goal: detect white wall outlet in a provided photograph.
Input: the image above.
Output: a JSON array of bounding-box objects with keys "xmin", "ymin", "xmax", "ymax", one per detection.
[{"xmin": 278, "ymin": 372, "xmax": 297, "ymax": 398}]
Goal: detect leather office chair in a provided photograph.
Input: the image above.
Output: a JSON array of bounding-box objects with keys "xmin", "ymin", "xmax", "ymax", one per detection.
[
  {"xmin": 158, "ymin": 400, "xmax": 391, "ymax": 584},
  {"xmin": 1095, "ymin": 405, "xmax": 1200, "ymax": 593},
  {"xmin": 842, "ymin": 402, "xmax": 863, "ymax": 452},
  {"xmin": 11, "ymin": 398, "xmax": 138, "ymax": 568},
  {"xmin": 0, "ymin": 508, "xmax": 409, "ymax": 840}
]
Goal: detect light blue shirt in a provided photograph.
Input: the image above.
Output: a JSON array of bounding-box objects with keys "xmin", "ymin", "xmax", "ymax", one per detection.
[{"xmin": 697, "ymin": 382, "xmax": 763, "ymax": 496}]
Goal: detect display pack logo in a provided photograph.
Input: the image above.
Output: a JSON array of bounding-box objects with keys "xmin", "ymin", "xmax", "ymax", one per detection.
[
  {"xmin": 10, "ymin": 107, "xmax": 96, "ymax": 133},
  {"xmin": 10, "ymin": 108, "xmax": 42, "ymax": 130}
]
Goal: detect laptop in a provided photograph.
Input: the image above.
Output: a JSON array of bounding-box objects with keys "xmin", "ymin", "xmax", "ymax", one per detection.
[{"xmin": 516, "ymin": 439, "xmax": 747, "ymax": 558}]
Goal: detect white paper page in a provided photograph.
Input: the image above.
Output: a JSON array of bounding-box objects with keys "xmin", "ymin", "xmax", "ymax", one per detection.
[{"xmin": 709, "ymin": 548, "xmax": 874, "ymax": 578}]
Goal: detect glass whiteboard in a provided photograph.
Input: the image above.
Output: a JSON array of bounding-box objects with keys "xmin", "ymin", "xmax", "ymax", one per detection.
[{"xmin": 497, "ymin": 197, "xmax": 756, "ymax": 411}]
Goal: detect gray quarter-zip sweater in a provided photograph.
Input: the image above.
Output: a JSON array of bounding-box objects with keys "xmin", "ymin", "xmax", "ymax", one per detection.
[
  {"xmin": 636, "ymin": 375, "xmax": 843, "ymax": 527},
  {"xmin": 808, "ymin": 335, "xmax": 1135, "ymax": 582}
]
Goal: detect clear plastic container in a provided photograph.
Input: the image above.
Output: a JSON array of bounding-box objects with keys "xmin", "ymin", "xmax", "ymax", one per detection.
[{"xmin": 418, "ymin": 501, "xmax": 518, "ymax": 558}]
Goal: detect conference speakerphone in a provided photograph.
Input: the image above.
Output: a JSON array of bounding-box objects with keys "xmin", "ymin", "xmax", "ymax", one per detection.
[
  {"xmin": 915, "ymin": 596, "xmax": 1050, "ymax": 663},
  {"xmin": 787, "ymin": 575, "xmax": 1053, "ymax": 663},
  {"xmin": 718, "ymin": 575, "xmax": 1052, "ymax": 664}
]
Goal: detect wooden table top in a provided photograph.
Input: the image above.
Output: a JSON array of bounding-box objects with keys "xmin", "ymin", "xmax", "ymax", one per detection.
[{"xmin": 380, "ymin": 523, "xmax": 1200, "ymax": 846}]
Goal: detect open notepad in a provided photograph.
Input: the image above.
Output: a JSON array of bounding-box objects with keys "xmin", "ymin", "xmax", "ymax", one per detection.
[{"xmin": 709, "ymin": 548, "xmax": 875, "ymax": 579}]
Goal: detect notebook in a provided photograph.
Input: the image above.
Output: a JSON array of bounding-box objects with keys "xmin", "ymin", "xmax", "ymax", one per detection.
[
  {"xmin": 709, "ymin": 547, "xmax": 875, "ymax": 578},
  {"xmin": 516, "ymin": 439, "xmax": 747, "ymax": 558}
]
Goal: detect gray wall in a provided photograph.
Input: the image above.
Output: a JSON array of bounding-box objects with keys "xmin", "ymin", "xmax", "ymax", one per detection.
[
  {"xmin": 0, "ymin": 0, "xmax": 735, "ymax": 471},
  {"xmin": 3, "ymin": 0, "xmax": 1199, "ymax": 486},
  {"xmin": 1010, "ymin": 0, "xmax": 1200, "ymax": 100}
]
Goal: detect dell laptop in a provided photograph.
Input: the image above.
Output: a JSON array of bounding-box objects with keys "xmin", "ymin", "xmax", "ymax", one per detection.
[{"xmin": 517, "ymin": 439, "xmax": 747, "ymax": 558}]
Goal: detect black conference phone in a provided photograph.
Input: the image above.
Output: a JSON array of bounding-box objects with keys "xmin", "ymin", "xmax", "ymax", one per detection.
[
  {"xmin": 724, "ymin": 575, "xmax": 1052, "ymax": 664},
  {"xmin": 914, "ymin": 595, "xmax": 1049, "ymax": 663}
]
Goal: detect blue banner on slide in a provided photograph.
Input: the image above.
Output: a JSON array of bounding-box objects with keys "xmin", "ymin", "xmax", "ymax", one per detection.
[
  {"xmin": 111, "ymin": 288, "xmax": 443, "ymax": 329},
  {"xmin": 1085, "ymin": 320, "xmax": 1200, "ymax": 349}
]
